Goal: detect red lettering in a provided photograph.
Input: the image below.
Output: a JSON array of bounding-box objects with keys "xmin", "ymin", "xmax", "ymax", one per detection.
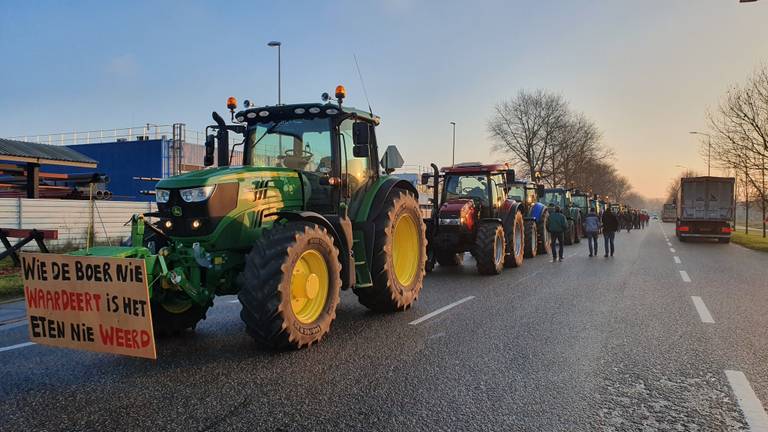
[
  {"xmin": 98, "ymin": 324, "xmax": 115, "ymax": 346},
  {"xmin": 53, "ymin": 291, "xmax": 60, "ymax": 311},
  {"xmin": 45, "ymin": 290, "xmax": 53, "ymax": 309},
  {"xmin": 84, "ymin": 292, "xmax": 92, "ymax": 311},
  {"xmin": 92, "ymin": 294, "xmax": 101, "ymax": 312},
  {"xmin": 115, "ymin": 327, "xmax": 125, "ymax": 347},
  {"xmin": 75, "ymin": 292, "xmax": 84, "ymax": 311},
  {"xmin": 140, "ymin": 330, "xmax": 150, "ymax": 348},
  {"xmin": 25, "ymin": 286, "xmax": 37, "ymax": 309}
]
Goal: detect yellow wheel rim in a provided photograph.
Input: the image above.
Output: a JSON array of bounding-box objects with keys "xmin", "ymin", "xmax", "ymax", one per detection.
[
  {"xmin": 290, "ymin": 249, "xmax": 329, "ymax": 324},
  {"xmin": 161, "ymin": 294, "xmax": 193, "ymax": 314},
  {"xmin": 392, "ymin": 213, "xmax": 419, "ymax": 286}
]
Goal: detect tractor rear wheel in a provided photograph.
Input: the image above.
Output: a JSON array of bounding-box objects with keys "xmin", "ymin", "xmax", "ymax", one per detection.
[
  {"xmin": 436, "ymin": 251, "xmax": 464, "ymax": 267},
  {"xmin": 574, "ymin": 217, "xmax": 582, "ymax": 243},
  {"xmin": 473, "ymin": 222, "xmax": 505, "ymax": 275},
  {"xmin": 504, "ymin": 211, "xmax": 525, "ymax": 268},
  {"xmin": 354, "ymin": 190, "xmax": 426, "ymax": 312},
  {"xmin": 524, "ymin": 220, "xmax": 538, "ymax": 258},
  {"xmin": 537, "ymin": 213, "xmax": 552, "ymax": 256},
  {"xmin": 151, "ymin": 294, "xmax": 211, "ymax": 336},
  {"xmin": 239, "ymin": 221, "xmax": 341, "ymax": 349}
]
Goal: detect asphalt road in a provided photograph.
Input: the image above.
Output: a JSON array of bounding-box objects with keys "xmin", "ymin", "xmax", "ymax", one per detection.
[{"xmin": 1, "ymin": 221, "xmax": 767, "ymax": 431}]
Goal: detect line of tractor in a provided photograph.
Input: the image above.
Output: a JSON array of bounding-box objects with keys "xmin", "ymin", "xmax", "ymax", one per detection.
[{"xmin": 53, "ymin": 86, "xmax": 626, "ymax": 351}]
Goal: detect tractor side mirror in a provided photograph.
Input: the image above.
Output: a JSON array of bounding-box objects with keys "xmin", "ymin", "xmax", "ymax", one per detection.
[
  {"xmin": 352, "ymin": 122, "xmax": 371, "ymax": 145},
  {"xmin": 204, "ymin": 134, "xmax": 215, "ymax": 167},
  {"xmin": 505, "ymin": 169, "xmax": 516, "ymax": 186},
  {"xmin": 352, "ymin": 122, "xmax": 371, "ymax": 158},
  {"xmin": 353, "ymin": 144, "xmax": 369, "ymax": 158},
  {"xmin": 536, "ymin": 184, "xmax": 545, "ymax": 198},
  {"xmin": 421, "ymin": 173, "xmax": 430, "ymax": 186}
]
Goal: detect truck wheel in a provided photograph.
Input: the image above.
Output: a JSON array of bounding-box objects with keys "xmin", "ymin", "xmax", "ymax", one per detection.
[
  {"xmin": 239, "ymin": 221, "xmax": 342, "ymax": 349},
  {"xmin": 537, "ymin": 213, "xmax": 552, "ymax": 256},
  {"xmin": 436, "ymin": 251, "xmax": 464, "ymax": 267},
  {"xmin": 354, "ymin": 190, "xmax": 426, "ymax": 312},
  {"xmin": 504, "ymin": 211, "xmax": 525, "ymax": 268},
  {"xmin": 718, "ymin": 238, "xmax": 730, "ymax": 244},
  {"xmin": 151, "ymin": 294, "xmax": 211, "ymax": 336},
  {"xmin": 473, "ymin": 222, "xmax": 505, "ymax": 275},
  {"xmin": 564, "ymin": 221, "xmax": 574, "ymax": 245},
  {"xmin": 524, "ymin": 220, "xmax": 538, "ymax": 258}
]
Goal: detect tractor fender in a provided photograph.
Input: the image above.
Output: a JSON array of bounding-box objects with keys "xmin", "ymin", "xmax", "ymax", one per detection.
[
  {"xmin": 365, "ymin": 178, "xmax": 418, "ymax": 223},
  {"xmin": 529, "ymin": 202, "xmax": 547, "ymax": 223},
  {"xmin": 273, "ymin": 210, "xmax": 355, "ymax": 289}
]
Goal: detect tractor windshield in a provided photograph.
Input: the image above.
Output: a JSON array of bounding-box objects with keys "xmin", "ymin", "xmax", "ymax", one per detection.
[
  {"xmin": 572, "ymin": 195, "xmax": 588, "ymax": 209},
  {"xmin": 507, "ymin": 185, "xmax": 525, "ymax": 202},
  {"xmin": 444, "ymin": 174, "xmax": 489, "ymax": 205},
  {"xmin": 543, "ymin": 191, "xmax": 566, "ymax": 208},
  {"xmin": 246, "ymin": 118, "xmax": 333, "ymax": 172}
]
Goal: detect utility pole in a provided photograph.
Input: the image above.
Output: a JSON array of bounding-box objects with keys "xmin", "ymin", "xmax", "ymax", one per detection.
[{"xmin": 450, "ymin": 122, "xmax": 456, "ymax": 166}]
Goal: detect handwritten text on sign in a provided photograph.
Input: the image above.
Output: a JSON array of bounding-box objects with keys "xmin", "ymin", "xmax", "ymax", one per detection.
[{"xmin": 21, "ymin": 253, "xmax": 156, "ymax": 359}]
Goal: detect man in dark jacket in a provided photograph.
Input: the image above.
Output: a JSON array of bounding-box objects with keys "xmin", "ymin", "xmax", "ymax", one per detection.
[
  {"xmin": 583, "ymin": 207, "xmax": 601, "ymax": 257},
  {"xmin": 547, "ymin": 205, "xmax": 568, "ymax": 262},
  {"xmin": 602, "ymin": 207, "xmax": 619, "ymax": 257}
]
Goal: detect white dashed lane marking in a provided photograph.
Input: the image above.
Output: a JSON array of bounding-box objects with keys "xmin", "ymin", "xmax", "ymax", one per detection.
[
  {"xmin": 409, "ymin": 296, "xmax": 475, "ymax": 325},
  {"xmin": 0, "ymin": 342, "xmax": 36, "ymax": 353},
  {"xmin": 670, "ymin": 248, "xmax": 676, "ymax": 253},
  {"xmin": 673, "ymin": 256, "xmax": 682, "ymax": 264},
  {"xmin": 726, "ymin": 370, "xmax": 768, "ymax": 431},
  {"xmin": 691, "ymin": 296, "xmax": 714, "ymax": 323},
  {"xmin": 680, "ymin": 270, "xmax": 691, "ymax": 282}
]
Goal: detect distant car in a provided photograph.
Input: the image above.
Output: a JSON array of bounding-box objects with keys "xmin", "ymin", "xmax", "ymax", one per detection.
[{"xmin": 652, "ymin": 215, "xmax": 658, "ymax": 220}]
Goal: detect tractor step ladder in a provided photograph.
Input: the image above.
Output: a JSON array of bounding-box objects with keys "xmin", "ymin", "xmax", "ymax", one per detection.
[{"xmin": 351, "ymin": 233, "xmax": 373, "ymax": 288}]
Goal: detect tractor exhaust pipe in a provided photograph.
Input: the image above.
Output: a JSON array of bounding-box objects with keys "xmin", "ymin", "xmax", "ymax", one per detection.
[{"xmin": 212, "ymin": 111, "xmax": 229, "ymax": 167}]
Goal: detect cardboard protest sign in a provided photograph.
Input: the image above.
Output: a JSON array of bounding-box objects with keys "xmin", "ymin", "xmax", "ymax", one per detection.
[{"xmin": 21, "ymin": 253, "xmax": 156, "ymax": 359}]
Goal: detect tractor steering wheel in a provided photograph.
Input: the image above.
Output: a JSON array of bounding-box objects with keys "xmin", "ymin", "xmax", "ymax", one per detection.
[{"xmin": 283, "ymin": 148, "xmax": 314, "ymax": 159}]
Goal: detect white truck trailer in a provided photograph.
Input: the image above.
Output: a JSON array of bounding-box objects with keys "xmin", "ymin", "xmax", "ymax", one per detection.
[{"xmin": 676, "ymin": 176, "xmax": 735, "ymax": 243}]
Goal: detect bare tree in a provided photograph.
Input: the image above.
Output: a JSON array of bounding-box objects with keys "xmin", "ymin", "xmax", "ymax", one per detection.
[{"xmin": 488, "ymin": 89, "xmax": 568, "ymax": 182}]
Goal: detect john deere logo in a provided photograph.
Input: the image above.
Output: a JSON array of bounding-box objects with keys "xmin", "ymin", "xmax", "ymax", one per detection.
[{"xmin": 172, "ymin": 206, "xmax": 182, "ymax": 216}]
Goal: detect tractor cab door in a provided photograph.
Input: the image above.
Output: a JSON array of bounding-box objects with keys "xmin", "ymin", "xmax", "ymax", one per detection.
[
  {"xmin": 339, "ymin": 118, "xmax": 376, "ymax": 206},
  {"xmin": 489, "ymin": 173, "xmax": 508, "ymax": 217}
]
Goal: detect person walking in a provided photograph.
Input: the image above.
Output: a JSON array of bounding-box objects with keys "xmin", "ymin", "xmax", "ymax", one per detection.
[
  {"xmin": 547, "ymin": 205, "xmax": 568, "ymax": 262},
  {"xmin": 583, "ymin": 207, "xmax": 601, "ymax": 257},
  {"xmin": 602, "ymin": 207, "xmax": 619, "ymax": 257}
]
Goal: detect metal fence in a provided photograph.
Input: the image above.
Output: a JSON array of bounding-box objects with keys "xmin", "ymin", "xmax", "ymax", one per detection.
[
  {"xmin": 0, "ymin": 198, "xmax": 156, "ymax": 251},
  {"xmin": 5, "ymin": 124, "xmax": 239, "ymax": 147}
]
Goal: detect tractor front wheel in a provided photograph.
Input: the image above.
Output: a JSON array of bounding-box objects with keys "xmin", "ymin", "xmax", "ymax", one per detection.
[
  {"xmin": 524, "ymin": 220, "xmax": 538, "ymax": 258},
  {"xmin": 504, "ymin": 211, "xmax": 525, "ymax": 268},
  {"xmin": 239, "ymin": 221, "xmax": 341, "ymax": 349},
  {"xmin": 354, "ymin": 190, "xmax": 426, "ymax": 312},
  {"xmin": 564, "ymin": 220, "xmax": 575, "ymax": 245},
  {"xmin": 473, "ymin": 222, "xmax": 505, "ymax": 275},
  {"xmin": 151, "ymin": 294, "xmax": 211, "ymax": 336}
]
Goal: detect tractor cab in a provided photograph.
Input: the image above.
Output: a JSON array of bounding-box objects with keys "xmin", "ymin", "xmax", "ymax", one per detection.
[
  {"xmin": 439, "ymin": 163, "xmax": 516, "ymax": 219},
  {"xmin": 539, "ymin": 187, "xmax": 583, "ymax": 244},
  {"xmin": 571, "ymin": 190, "xmax": 591, "ymax": 215}
]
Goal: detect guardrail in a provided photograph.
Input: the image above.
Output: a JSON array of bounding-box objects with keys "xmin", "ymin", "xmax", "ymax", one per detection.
[{"xmin": 5, "ymin": 124, "xmax": 238, "ymax": 147}]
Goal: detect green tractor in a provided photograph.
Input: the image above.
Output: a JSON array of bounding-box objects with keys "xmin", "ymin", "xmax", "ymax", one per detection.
[
  {"xmin": 538, "ymin": 188, "xmax": 582, "ymax": 245},
  {"xmin": 70, "ymin": 86, "xmax": 427, "ymax": 349}
]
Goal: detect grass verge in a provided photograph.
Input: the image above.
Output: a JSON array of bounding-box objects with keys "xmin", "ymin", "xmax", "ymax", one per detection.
[
  {"xmin": 731, "ymin": 231, "xmax": 768, "ymax": 253},
  {"xmin": 0, "ymin": 257, "xmax": 22, "ymax": 302}
]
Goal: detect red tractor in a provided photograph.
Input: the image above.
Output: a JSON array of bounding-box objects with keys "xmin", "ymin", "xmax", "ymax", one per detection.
[{"xmin": 422, "ymin": 163, "xmax": 525, "ymax": 275}]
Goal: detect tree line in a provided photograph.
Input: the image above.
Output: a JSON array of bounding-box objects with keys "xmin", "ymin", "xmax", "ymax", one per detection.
[
  {"xmin": 705, "ymin": 64, "xmax": 767, "ymax": 234},
  {"xmin": 487, "ymin": 89, "xmax": 636, "ymax": 205}
]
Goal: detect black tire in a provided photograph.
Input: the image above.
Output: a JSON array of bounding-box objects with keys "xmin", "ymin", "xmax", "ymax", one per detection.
[
  {"xmin": 504, "ymin": 211, "xmax": 525, "ymax": 268},
  {"xmin": 564, "ymin": 220, "xmax": 574, "ymax": 245},
  {"xmin": 537, "ymin": 212, "xmax": 552, "ymax": 256},
  {"xmin": 718, "ymin": 238, "xmax": 730, "ymax": 244},
  {"xmin": 239, "ymin": 221, "xmax": 342, "ymax": 349},
  {"xmin": 151, "ymin": 295, "xmax": 211, "ymax": 336},
  {"xmin": 524, "ymin": 220, "xmax": 538, "ymax": 258},
  {"xmin": 573, "ymin": 216, "xmax": 582, "ymax": 243},
  {"xmin": 472, "ymin": 222, "xmax": 505, "ymax": 275},
  {"xmin": 436, "ymin": 251, "xmax": 464, "ymax": 267},
  {"xmin": 354, "ymin": 190, "xmax": 426, "ymax": 312}
]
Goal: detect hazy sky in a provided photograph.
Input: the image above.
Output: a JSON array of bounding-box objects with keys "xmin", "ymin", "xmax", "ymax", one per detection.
[{"xmin": 1, "ymin": 0, "xmax": 766, "ymax": 198}]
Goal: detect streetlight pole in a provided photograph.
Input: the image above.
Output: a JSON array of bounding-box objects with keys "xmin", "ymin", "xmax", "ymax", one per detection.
[
  {"xmin": 450, "ymin": 122, "xmax": 456, "ymax": 166},
  {"xmin": 267, "ymin": 41, "xmax": 282, "ymax": 105},
  {"xmin": 689, "ymin": 131, "xmax": 711, "ymax": 176}
]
